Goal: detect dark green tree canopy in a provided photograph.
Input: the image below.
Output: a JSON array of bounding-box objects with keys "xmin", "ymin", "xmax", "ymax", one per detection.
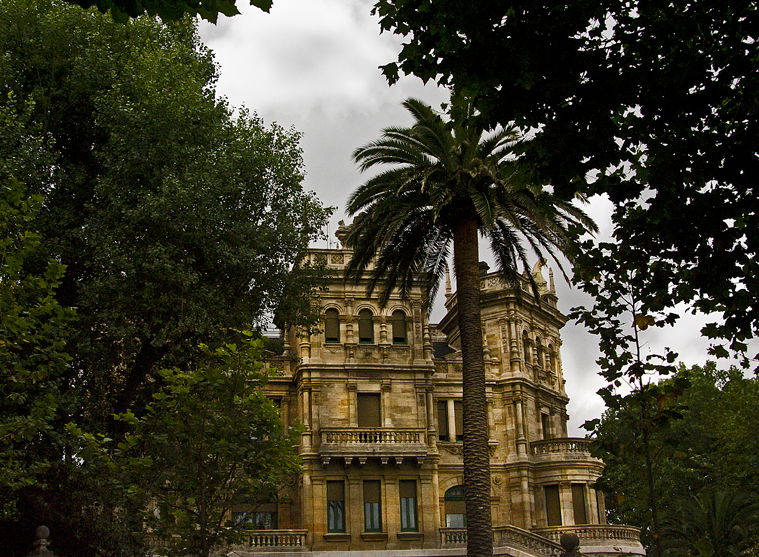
[
  {"xmin": 0, "ymin": 2, "xmax": 327, "ymax": 553},
  {"xmin": 373, "ymin": 0, "xmax": 758, "ymax": 354},
  {"xmin": 70, "ymin": 0, "xmax": 271, "ymax": 23},
  {"xmin": 0, "ymin": 0, "xmax": 329, "ymax": 415}
]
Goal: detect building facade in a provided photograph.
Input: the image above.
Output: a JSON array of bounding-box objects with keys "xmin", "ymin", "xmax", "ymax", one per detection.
[{"xmin": 232, "ymin": 233, "xmax": 644, "ymax": 557}]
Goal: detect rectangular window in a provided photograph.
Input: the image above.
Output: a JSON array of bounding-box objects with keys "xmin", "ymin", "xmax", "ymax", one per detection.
[
  {"xmin": 572, "ymin": 484, "xmax": 588, "ymax": 525},
  {"xmin": 327, "ymin": 481, "xmax": 345, "ymax": 533},
  {"xmin": 437, "ymin": 400, "xmax": 448, "ymax": 441},
  {"xmin": 541, "ymin": 413, "xmax": 551, "ymax": 440},
  {"xmin": 454, "ymin": 400, "xmax": 463, "ymax": 442},
  {"xmin": 545, "ymin": 485, "xmax": 562, "ymax": 526},
  {"xmin": 357, "ymin": 393, "xmax": 381, "ymax": 427},
  {"xmin": 399, "ymin": 480, "xmax": 418, "ymax": 531},
  {"xmin": 363, "ymin": 480, "xmax": 382, "ymax": 532}
]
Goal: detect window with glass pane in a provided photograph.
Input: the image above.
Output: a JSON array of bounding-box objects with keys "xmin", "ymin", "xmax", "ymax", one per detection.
[
  {"xmin": 391, "ymin": 310, "xmax": 407, "ymax": 344},
  {"xmin": 436, "ymin": 400, "xmax": 448, "ymax": 441},
  {"xmin": 357, "ymin": 393, "xmax": 381, "ymax": 427},
  {"xmin": 399, "ymin": 480, "xmax": 418, "ymax": 531},
  {"xmin": 363, "ymin": 480, "xmax": 382, "ymax": 532},
  {"xmin": 541, "ymin": 413, "xmax": 552, "ymax": 440},
  {"xmin": 358, "ymin": 309, "xmax": 374, "ymax": 344},
  {"xmin": 327, "ymin": 481, "xmax": 345, "ymax": 532},
  {"xmin": 325, "ymin": 308, "xmax": 340, "ymax": 343},
  {"xmin": 572, "ymin": 483, "xmax": 588, "ymax": 524},
  {"xmin": 444, "ymin": 485, "xmax": 466, "ymax": 528}
]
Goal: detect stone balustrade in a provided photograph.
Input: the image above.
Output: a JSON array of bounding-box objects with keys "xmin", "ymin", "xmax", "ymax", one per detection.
[
  {"xmin": 240, "ymin": 529, "xmax": 308, "ymax": 550},
  {"xmin": 321, "ymin": 428, "xmax": 425, "ymax": 445},
  {"xmin": 439, "ymin": 527, "xmax": 467, "ymax": 546},
  {"xmin": 494, "ymin": 525, "xmax": 563, "ymax": 556},
  {"xmin": 532, "ymin": 524, "xmax": 642, "ymax": 545},
  {"xmin": 530, "ymin": 437, "xmax": 593, "ymax": 457},
  {"xmin": 440, "ymin": 526, "xmax": 563, "ymax": 555},
  {"xmin": 319, "ymin": 427, "xmax": 428, "ymax": 465}
]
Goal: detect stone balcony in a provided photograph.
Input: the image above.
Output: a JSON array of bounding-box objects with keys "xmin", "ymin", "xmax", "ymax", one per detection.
[
  {"xmin": 529, "ymin": 438, "xmax": 600, "ymax": 463},
  {"xmin": 318, "ymin": 427, "xmax": 428, "ymax": 466},
  {"xmin": 228, "ymin": 529, "xmax": 308, "ymax": 553}
]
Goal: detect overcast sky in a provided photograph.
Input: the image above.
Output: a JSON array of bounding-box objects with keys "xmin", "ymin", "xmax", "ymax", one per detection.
[{"xmin": 197, "ymin": 0, "xmax": 754, "ymax": 435}]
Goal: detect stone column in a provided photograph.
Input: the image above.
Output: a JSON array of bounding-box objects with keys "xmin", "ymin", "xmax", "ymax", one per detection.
[
  {"xmin": 514, "ymin": 397, "xmax": 527, "ymax": 457},
  {"xmin": 382, "ymin": 381, "xmax": 392, "ymax": 427},
  {"xmin": 281, "ymin": 396, "xmax": 290, "ymax": 431},
  {"xmin": 311, "ymin": 388, "xmax": 321, "ymax": 440},
  {"xmin": 302, "ymin": 388, "xmax": 311, "ymax": 450},
  {"xmin": 385, "ymin": 477, "xmax": 400, "ymax": 548},
  {"xmin": 310, "ymin": 476, "xmax": 324, "ymax": 546},
  {"xmin": 303, "ymin": 473, "xmax": 316, "ymax": 548},
  {"xmin": 347, "ymin": 383, "xmax": 357, "ymax": 427},
  {"xmin": 446, "ymin": 399, "xmax": 456, "ymax": 442},
  {"xmin": 560, "ymin": 481, "xmax": 573, "ymax": 526},
  {"xmin": 508, "ymin": 313, "xmax": 521, "ymax": 374},
  {"xmin": 348, "ymin": 478, "xmax": 363, "ymax": 539},
  {"xmin": 426, "ymin": 387, "xmax": 437, "ymax": 450},
  {"xmin": 421, "ymin": 474, "xmax": 441, "ymax": 548}
]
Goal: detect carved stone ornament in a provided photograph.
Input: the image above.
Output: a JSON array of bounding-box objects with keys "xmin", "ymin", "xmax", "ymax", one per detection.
[
  {"xmin": 330, "ymin": 252, "xmax": 344, "ymax": 264},
  {"xmin": 441, "ymin": 443, "xmax": 463, "ymax": 455}
]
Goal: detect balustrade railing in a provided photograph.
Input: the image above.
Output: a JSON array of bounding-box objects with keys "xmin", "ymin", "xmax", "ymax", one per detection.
[
  {"xmin": 440, "ymin": 526, "xmax": 563, "ymax": 555},
  {"xmin": 242, "ymin": 529, "xmax": 308, "ymax": 549},
  {"xmin": 494, "ymin": 526, "xmax": 563, "ymax": 556},
  {"xmin": 321, "ymin": 428, "xmax": 425, "ymax": 445},
  {"xmin": 532, "ymin": 524, "xmax": 642, "ymax": 544},
  {"xmin": 439, "ymin": 528, "xmax": 467, "ymax": 546},
  {"xmin": 530, "ymin": 437, "xmax": 592, "ymax": 456}
]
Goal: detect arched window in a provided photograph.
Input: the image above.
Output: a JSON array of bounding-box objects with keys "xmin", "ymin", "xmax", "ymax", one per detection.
[
  {"xmin": 548, "ymin": 344, "xmax": 557, "ymax": 373},
  {"xmin": 358, "ymin": 309, "xmax": 374, "ymax": 344},
  {"xmin": 535, "ymin": 337, "xmax": 544, "ymax": 368},
  {"xmin": 324, "ymin": 308, "xmax": 340, "ymax": 343},
  {"xmin": 522, "ymin": 331, "xmax": 531, "ymax": 363},
  {"xmin": 391, "ymin": 310, "xmax": 407, "ymax": 344},
  {"xmin": 444, "ymin": 485, "xmax": 466, "ymax": 528}
]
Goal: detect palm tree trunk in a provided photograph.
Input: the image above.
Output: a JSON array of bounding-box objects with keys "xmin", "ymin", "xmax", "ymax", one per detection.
[{"xmin": 452, "ymin": 215, "xmax": 493, "ymax": 557}]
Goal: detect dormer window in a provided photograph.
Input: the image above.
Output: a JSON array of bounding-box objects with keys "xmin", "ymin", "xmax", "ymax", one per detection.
[
  {"xmin": 324, "ymin": 308, "xmax": 340, "ymax": 343},
  {"xmin": 391, "ymin": 310, "xmax": 407, "ymax": 344},
  {"xmin": 358, "ymin": 309, "xmax": 374, "ymax": 344}
]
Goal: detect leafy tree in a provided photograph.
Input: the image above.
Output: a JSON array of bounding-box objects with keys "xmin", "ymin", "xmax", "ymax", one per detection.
[
  {"xmin": 68, "ymin": 0, "xmax": 271, "ymax": 23},
  {"xmin": 373, "ymin": 0, "xmax": 758, "ymax": 360},
  {"xmin": 0, "ymin": 1, "xmax": 328, "ymax": 553},
  {"xmin": 589, "ymin": 361, "xmax": 759, "ymax": 554},
  {"xmin": 107, "ymin": 333, "xmax": 300, "ymax": 557},
  {"xmin": 345, "ymin": 96, "xmax": 596, "ymax": 556},
  {"xmin": 662, "ymin": 491, "xmax": 759, "ymax": 557},
  {"xmin": 0, "ymin": 0, "xmax": 328, "ymax": 418},
  {"xmin": 0, "ymin": 105, "xmax": 73, "ymax": 520}
]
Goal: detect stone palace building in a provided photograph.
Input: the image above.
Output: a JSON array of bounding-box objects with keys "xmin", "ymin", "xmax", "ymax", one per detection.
[{"xmin": 229, "ymin": 228, "xmax": 644, "ymax": 557}]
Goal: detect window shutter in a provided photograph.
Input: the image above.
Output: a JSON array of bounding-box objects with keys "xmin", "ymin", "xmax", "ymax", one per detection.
[
  {"xmin": 545, "ymin": 485, "xmax": 562, "ymax": 526},
  {"xmin": 357, "ymin": 393, "xmax": 381, "ymax": 427},
  {"xmin": 572, "ymin": 484, "xmax": 588, "ymax": 524}
]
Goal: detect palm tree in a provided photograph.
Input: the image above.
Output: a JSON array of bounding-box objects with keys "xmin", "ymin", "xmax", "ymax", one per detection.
[
  {"xmin": 662, "ymin": 490, "xmax": 759, "ymax": 557},
  {"xmin": 345, "ymin": 96, "xmax": 596, "ymax": 556}
]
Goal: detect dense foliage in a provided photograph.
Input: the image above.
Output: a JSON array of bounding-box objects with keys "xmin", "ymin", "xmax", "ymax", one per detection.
[
  {"xmin": 591, "ymin": 362, "xmax": 759, "ymax": 554},
  {"xmin": 0, "ymin": 1, "xmax": 327, "ymax": 554},
  {"xmin": 108, "ymin": 334, "xmax": 300, "ymax": 557},
  {"xmin": 373, "ymin": 0, "xmax": 758, "ymax": 360}
]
